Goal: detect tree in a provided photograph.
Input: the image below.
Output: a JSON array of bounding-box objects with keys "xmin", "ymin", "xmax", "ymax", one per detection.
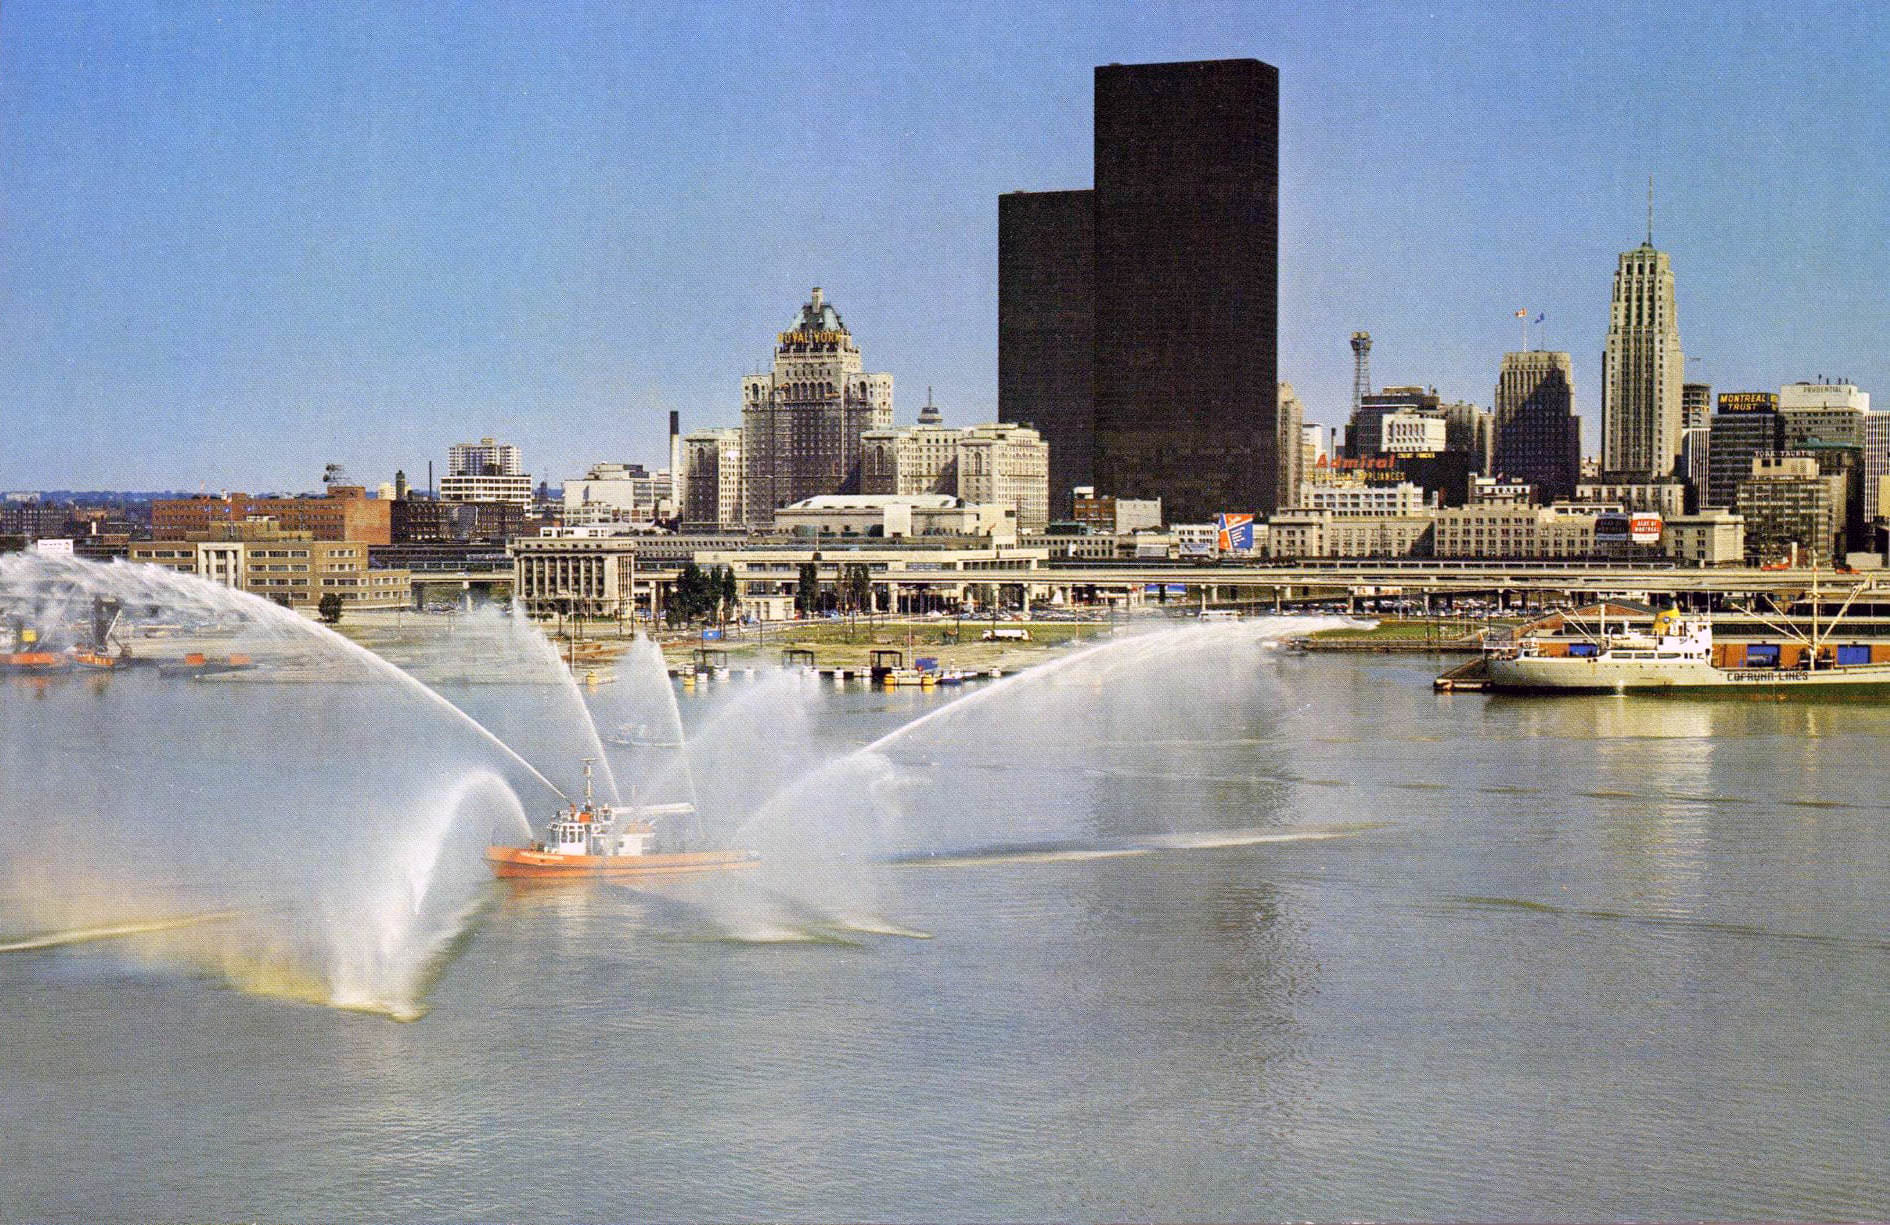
[
  {"xmin": 719, "ymin": 565, "xmax": 739, "ymax": 623},
  {"xmin": 795, "ymin": 562, "xmax": 820, "ymax": 616},
  {"xmin": 842, "ymin": 564, "xmax": 872, "ymax": 617},
  {"xmin": 318, "ymin": 593, "xmax": 344, "ymax": 624}
]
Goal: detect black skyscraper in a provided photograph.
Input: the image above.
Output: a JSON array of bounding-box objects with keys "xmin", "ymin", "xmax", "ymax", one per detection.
[
  {"xmin": 998, "ymin": 190, "xmax": 1095, "ymax": 521},
  {"xmin": 999, "ymin": 59, "xmax": 1280, "ymax": 523}
]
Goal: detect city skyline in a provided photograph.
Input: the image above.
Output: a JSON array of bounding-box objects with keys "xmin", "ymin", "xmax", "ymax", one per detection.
[{"xmin": 5, "ymin": 2, "xmax": 1889, "ymax": 490}]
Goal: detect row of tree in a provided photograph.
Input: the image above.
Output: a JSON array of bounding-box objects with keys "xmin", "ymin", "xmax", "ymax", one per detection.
[
  {"xmin": 795, "ymin": 562, "xmax": 878, "ymax": 616},
  {"xmin": 666, "ymin": 562, "xmax": 740, "ymax": 627}
]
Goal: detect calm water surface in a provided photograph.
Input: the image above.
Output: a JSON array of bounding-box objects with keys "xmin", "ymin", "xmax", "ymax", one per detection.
[{"xmin": 4, "ymin": 650, "xmax": 1889, "ymax": 1221}]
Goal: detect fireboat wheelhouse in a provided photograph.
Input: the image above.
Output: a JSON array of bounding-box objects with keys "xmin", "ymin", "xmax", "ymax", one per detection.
[{"xmin": 485, "ymin": 761, "xmax": 758, "ymax": 880}]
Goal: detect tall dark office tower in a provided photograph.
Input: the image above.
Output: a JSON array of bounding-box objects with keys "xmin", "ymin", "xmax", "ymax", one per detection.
[
  {"xmin": 999, "ymin": 58, "xmax": 1280, "ymax": 523},
  {"xmin": 998, "ymin": 190, "xmax": 1095, "ymax": 521},
  {"xmin": 1494, "ymin": 351, "xmax": 1581, "ymax": 501},
  {"xmin": 1093, "ymin": 60, "xmax": 1279, "ymax": 521}
]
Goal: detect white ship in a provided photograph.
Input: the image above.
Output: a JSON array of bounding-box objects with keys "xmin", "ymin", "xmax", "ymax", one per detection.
[{"xmin": 1485, "ymin": 609, "xmax": 1890, "ymax": 693}]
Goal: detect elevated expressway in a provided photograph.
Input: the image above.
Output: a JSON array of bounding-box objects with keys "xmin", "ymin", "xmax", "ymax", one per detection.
[{"xmin": 636, "ymin": 558, "xmax": 1890, "ymax": 614}]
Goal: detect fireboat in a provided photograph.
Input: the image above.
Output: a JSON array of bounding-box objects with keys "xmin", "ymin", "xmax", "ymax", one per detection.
[{"xmin": 485, "ymin": 761, "xmax": 759, "ymax": 880}]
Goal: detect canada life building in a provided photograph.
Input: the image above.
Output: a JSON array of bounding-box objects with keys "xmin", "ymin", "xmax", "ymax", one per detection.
[
  {"xmin": 1600, "ymin": 241, "xmax": 1685, "ymax": 477},
  {"xmin": 1000, "ymin": 59, "xmax": 1280, "ymax": 523}
]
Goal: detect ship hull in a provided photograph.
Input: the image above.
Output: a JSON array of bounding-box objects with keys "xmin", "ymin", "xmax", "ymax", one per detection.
[
  {"xmin": 1487, "ymin": 655, "xmax": 1890, "ymax": 694},
  {"xmin": 485, "ymin": 845, "xmax": 759, "ymax": 879}
]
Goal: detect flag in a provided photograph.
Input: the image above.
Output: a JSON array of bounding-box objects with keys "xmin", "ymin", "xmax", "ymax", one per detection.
[{"xmin": 1514, "ymin": 308, "xmax": 1527, "ymax": 318}]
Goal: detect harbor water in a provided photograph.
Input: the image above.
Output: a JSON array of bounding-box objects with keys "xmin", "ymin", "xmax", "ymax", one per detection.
[{"xmin": 4, "ymin": 647, "xmax": 1889, "ymax": 1221}]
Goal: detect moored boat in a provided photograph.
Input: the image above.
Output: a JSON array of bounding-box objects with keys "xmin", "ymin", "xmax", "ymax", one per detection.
[
  {"xmin": 1485, "ymin": 609, "xmax": 1890, "ymax": 693},
  {"xmin": 485, "ymin": 762, "xmax": 758, "ymax": 880}
]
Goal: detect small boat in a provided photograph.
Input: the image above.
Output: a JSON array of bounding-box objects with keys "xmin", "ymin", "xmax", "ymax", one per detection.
[
  {"xmin": 485, "ymin": 762, "xmax": 758, "ymax": 880},
  {"xmin": 70, "ymin": 648, "xmax": 131, "ymax": 671},
  {"xmin": 2, "ymin": 650, "xmax": 68, "ymax": 673},
  {"xmin": 606, "ymin": 722, "xmax": 681, "ymax": 748}
]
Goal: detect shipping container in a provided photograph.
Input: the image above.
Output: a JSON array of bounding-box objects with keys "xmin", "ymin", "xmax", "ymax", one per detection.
[
  {"xmin": 1569, "ymin": 642, "xmax": 1600, "ymax": 658},
  {"xmin": 1746, "ymin": 644, "xmax": 1780, "ymax": 667},
  {"xmin": 1716, "ymin": 643, "xmax": 1747, "ymax": 668},
  {"xmin": 1838, "ymin": 645, "xmax": 1871, "ymax": 666}
]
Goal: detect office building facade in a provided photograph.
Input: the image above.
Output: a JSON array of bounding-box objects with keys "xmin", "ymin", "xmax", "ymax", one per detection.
[
  {"xmin": 1600, "ymin": 243, "xmax": 1685, "ymax": 476},
  {"xmin": 999, "ymin": 58, "xmax": 1280, "ymax": 523},
  {"xmin": 741, "ymin": 288, "xmax": 893, "ymax": 529},
  {"xmin": 1493, "ymin": 350, "xmax": 1581, "ymax": 502}
]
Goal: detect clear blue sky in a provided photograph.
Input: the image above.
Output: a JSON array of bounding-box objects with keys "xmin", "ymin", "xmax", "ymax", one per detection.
[{"xmin": 4, "ymin": 1, "xmax": 1887, "ymax": 491}]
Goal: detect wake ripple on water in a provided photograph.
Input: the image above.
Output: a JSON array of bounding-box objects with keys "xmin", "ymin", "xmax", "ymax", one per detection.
[{"xmin": 1441, "ymin": 895, "xmax": 1890, "ymax": 956}]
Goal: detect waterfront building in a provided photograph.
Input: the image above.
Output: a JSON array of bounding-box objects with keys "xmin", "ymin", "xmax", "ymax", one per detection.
[
  {"xmin": 438, "ymin": 469, "xmax": 532, "ymax": 509},
  {"xmin": 1865, "ymin": 411, "xmax": 1890, "ymax": 522},
  {"xmin": 447, "ymin": 437, "xmax": 522, "ymax": 478},
  {"xmin": 510, "ymin": 535, "xmax": 639, "ymax": 618},
  {"xmin": 1071, "ymin": 488, "xmax": 1162, "ymax": 533},
  {"xmin": 957, "ymin": 424, "xmax": 1050, "ymax": 535},
  {"xmin": 1471, "ymin": 477, "xmax": 1535, "ymax": 505},
  {"xmin": 1736, "ymin": 453, "xmax": 1838, "ymax": 566},
  {"xmin": 1442, "ymin": 400, "xmax": 1494, "ymax": 474},
  {"xmin": 153, "ymin": 485, "xmax": 392, "ymax": 546},
  {"xmin": 1432, "ymin": 506, "xmax": 1597, "ymax": 561},
  {"xmin": 860, "ymin": 422, "xmax": 1050, "ymax": 535},
  {"xmin": 1301, "ymin": 423, "xmax": 1326, "ymax": 478},
  {"xmin": 1493, "ymin": 350, "xmax": 1581, "ymax": 502},
  {"xmin": 130, "ymin": 531, "xmax": 412, "ymax": 610},
  {"xmin": 1573, "ymin": 478, "xmax": 1687, "ymax": 518},
  {"xmin": 1681, "ymin": 382, "xmax": 1713, "ymax": 432},
  {"xmin": 861, "ymin": 424, "xmax": 962, "ymax": 497},
  {"xmin": 1680, "ymin": 426, "xmax": 1711, "ymax": 502},
  {"xmin": 1277, "ymin": 384, "xmax": 1306, "ymax": 512},
  {"xmin": 1600, "ymin": 241, "xmax": 1685, "ymax": 477},
  {"xmin": 681, "ymin": 429, "xmax": 745, "ymax": 533},
  {"xmin": 771, "ymin": 494, "xmax": 1018, "ymax": 543},
  {"xmin": 1000, "ymin": 58, "xmax": 1281, "ymax": 522},
  {"xmin": 1261, "ymin": 513, "xmax": 1433, "ymax": 560},
  {"xmin": 390, "ymin": 498, "xmax": 524, "ymax": 543},
  {"xmin": 1779, "ymin": 380, "xmax": 1868, "ymax": 450},
  {"xmin": 1347, "ymin": 387, "xmax": 1440, "ymax": 458},
  {"xmin": 689, "ymin": 541, "xmax": 1048, "ymax": 620},
  {"xmin": 1797, "ymin": 439, "xmax": 1870, "ymax": 555},
  {"xmin": 563, "ymin": 463, "xmax": 671, "ymax": 527},
  {"xmin": 1382, "ymin": 408, "xmax": 1448, "ymax": 454},
  {"xmin": 1705, "ymin": 392, "xmax": 1783, "ymax": 509},
  {"xmin": 441, "ymin": 437, "xmax": 533, "ymax": 510},
  {"xmin": 1663, "ymin": 510, "xmax": 1746, "ymax": 566},
  {"xmin": 741, "ymin": 288, "xmax": 893, "ymax": 529},
  {"xmin": 1296, "ymin": 481, "xmax": 1431, "ymax": 517}
]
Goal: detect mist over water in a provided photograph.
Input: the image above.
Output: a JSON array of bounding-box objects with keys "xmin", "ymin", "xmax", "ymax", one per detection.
[
  {"xmin": 0, "ymin": 555, "xmax": 552, "ymax": 1017},
  {"xmin": 2, "ymin": 553, "xmax": 1343, "ymax": 998}
]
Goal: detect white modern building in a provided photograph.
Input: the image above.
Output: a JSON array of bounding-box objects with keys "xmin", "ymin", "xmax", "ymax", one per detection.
[
  {"xmin": 442, "ymin": 437, "xmax": 532, "ymax": 509},
  {"xmin": 1294, "ymin": 481, "xmax": 1432, "ymax": 517},
  {"xmin": 1381, "ymin": 409, "xmax": 1448, "ymax": 454},
  {"xmin": 562, "ymin": 463, "xmax": 672, "ymax": 526}
]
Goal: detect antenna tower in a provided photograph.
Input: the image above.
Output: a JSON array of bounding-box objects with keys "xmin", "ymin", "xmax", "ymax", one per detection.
[{"xmin": 1349, "ymin": 332, "xmax": 1373, "ymax": 416}]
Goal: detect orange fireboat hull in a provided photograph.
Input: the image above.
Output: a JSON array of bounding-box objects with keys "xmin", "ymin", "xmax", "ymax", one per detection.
[{"xmin": 485, "ymin": 846, "xmax": 760, "ymax": 880}]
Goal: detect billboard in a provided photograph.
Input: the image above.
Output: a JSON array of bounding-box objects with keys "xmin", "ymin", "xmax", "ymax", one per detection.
[
  {"xmin": 1215, "ymin": 513, "xmax": 1255, "ymax": 552},
  {"xmin": 1595, "ymin": 513, "xmax": 1663, "ymax": 544},
  {"xmin": 1717, "ymin": 391, "xmax": 1779, "ymax": 413}
]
